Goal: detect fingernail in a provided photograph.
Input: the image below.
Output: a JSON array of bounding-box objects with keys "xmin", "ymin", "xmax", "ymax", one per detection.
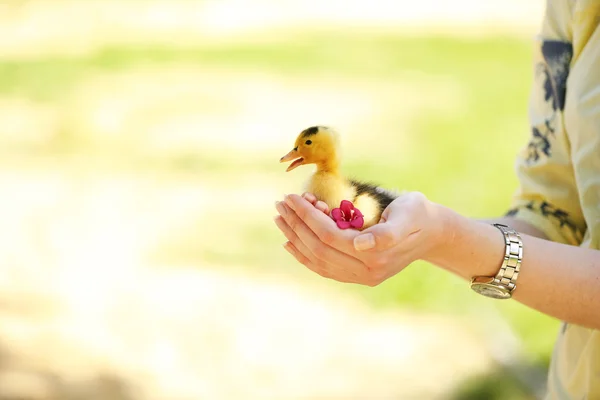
[
  {"xmin": 354, "ymin": 233, "xmax": 375, "ymax": 251},
  {"xmin": 284, "ymin": 195, "xmax": 295, "ymax": 210},
  {"xmin": 283, "ymin": 242, "xmax": 296, "ymax": 256},
  {"xmin": 275, "ymin": 201, "xmax": 287, "ymax": 216}
]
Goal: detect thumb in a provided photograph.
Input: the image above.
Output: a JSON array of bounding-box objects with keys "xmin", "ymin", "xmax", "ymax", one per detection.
[{"xmin": 353, "ymin": 204, "xmax": 407, "ymax": 252}]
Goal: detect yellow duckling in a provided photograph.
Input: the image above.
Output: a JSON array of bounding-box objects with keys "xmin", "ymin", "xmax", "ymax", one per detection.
[{"xmin": 279, "ymin": 125, "xmax": 399, "ymax": 230}]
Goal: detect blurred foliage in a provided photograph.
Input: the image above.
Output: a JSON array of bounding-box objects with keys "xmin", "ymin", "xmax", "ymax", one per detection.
[
  {"xmin": 2, "ymin": 27, "xmax": 558, "ymax": 398},
  {"xmin": 451, "ymin": 370, "xmax": 537, "ymax": 400}
]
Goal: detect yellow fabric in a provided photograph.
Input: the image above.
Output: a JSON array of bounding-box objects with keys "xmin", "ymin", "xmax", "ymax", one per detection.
[{"xmin": 507, "ymin": 1, "xmax": 600, "ymax": 398}]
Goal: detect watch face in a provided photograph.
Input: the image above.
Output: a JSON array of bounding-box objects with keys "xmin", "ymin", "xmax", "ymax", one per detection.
[{"xmin": 471, "ymin": 283, "xmax": 511, "ymax": 299}]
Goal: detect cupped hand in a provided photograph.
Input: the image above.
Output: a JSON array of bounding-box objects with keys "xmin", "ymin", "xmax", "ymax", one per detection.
[{"xmin": 273, "ymin": 191, "xmax": 448, "ymax": 286}]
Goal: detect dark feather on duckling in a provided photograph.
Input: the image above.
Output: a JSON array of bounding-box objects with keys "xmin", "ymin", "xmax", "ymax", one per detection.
[{"xmin": 350, "ymin": 179, "xmax": 397, "ymax": 214}]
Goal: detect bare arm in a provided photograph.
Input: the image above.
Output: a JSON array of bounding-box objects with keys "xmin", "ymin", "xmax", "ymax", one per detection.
[
  {"xmin": 426, "ymin": 206, "xmax": 600, "ymax": 329},
  {"xmin": 275, "ymin": 193, "xmax": 600, "ymax": 331}
]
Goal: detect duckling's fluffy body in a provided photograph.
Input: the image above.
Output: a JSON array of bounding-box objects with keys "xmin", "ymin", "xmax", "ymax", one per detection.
[
  {"xmin": 306, "ymin": 172, "xmax": 394, "ymax": 229},
  {"xmin": 280, "ymin": 126, "xmax": 398, "ymax": 230}
]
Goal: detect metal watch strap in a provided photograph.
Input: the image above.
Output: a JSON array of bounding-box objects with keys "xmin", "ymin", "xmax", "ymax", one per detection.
[{"xmin": 492, "ymin": 223, "xmax": 523, "ymax": 291}]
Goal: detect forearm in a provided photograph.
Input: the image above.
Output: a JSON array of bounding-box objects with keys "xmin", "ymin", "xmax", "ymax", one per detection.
[{"xmin": 427, "ymin": 206, "xmax": 600, "ymax": 329}]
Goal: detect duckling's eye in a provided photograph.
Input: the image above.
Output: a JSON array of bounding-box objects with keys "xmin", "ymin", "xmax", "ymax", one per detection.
[{"xmin": 305, "ymin": 140, "xmax": 312, "ymax": 145}]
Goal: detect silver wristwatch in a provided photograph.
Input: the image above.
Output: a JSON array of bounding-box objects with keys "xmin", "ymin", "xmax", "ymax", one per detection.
[{"xmin": 470, "ymin": 223, "xmax": 523, "ymax": 299}]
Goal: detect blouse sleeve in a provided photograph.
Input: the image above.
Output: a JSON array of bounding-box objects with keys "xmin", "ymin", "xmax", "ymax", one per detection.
[{"xmin": 506, "ymin": 0, "xmax": 587, "ymax": 246}]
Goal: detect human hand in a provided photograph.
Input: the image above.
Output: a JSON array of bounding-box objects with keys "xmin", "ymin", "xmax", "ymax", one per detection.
[{"xmin": 273, "ymin": 191, "xmax": 449, "ymax": 286}]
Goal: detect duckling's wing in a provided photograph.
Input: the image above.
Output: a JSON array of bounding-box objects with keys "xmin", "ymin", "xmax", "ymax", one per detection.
[{"xmin": 349, "ymin": 180, "xmax": 398, "ymax": 212}]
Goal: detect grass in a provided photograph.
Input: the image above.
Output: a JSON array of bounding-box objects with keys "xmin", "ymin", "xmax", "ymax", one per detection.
[
  {"xmin": 2, "ymin": 29, "xmax": 558, "ymax": 389},
  {"xmin": 0, "ymin": 33, "xmax": 532, "ymax": 101}
]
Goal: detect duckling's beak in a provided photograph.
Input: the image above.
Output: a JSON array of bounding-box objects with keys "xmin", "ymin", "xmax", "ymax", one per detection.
[{"xmin": 280, "ymin": 149, "xmax": 304, "ymax": 172}]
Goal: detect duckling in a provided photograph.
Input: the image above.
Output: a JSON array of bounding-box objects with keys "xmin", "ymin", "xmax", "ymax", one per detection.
[{"xmin": 279, "ymin": 125, "xmax": 399, "ymax": 230}]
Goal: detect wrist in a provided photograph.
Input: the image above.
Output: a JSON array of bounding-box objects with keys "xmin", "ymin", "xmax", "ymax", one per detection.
[
  {"xmin": 421, "ymin": 202, "xmax": 462, "ymax": 266},
  {"xmin": 422, "ymin": 205, "xmax": 506, "ymax": 280}
]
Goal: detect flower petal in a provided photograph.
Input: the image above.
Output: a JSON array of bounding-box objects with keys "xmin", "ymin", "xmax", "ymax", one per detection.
[
  {"xmin": 331, "ymin": 208, "xmax": 343, "ymax": 221},
  {"xmin": 336, "ymin": 220, "xmax": 351, "ymax": 229},
  {"xmin": 350, "ymin": 216, "xmax": 364, "ymax": 229},
  {"xmin": 340, "ymin": 200, "xmax": 353, "ymax": 217},
  {"xmin": 353, "ymin": 207, "xmax": 363, "ymax": 218}
]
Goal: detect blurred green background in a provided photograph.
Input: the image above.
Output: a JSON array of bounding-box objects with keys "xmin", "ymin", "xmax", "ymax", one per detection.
[{"xmin": 0, "ymin": 1, "xmax": 557, "ymax": 399}]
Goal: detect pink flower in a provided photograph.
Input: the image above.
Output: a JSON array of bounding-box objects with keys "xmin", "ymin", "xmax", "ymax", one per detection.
[{"xmin": 331, "ymin": 200, "xmax": 364, "ymax": 229}]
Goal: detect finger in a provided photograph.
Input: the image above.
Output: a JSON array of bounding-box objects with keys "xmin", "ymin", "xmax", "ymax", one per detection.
[
  {"xmin": 284, "ymin": 241, "xmax": 358, "ymax": 283},
  {"xmin": 276, "ymin": 214, "xmax": 340, "ymax": 280},
  {"xmin": 302, "ymin": 193, "xmax": 330, "ymax": 214},
  {"xmin": 282, "ymin": 241, "xmax": 311, "ymax": 266},
  {"xmin": 353, "ymin": 203, "xmax": 416, "ymax": 252},
  {"xmin": 276, "ymin": 202, "xmax": 365, "ymax": 275},
  {"xmin": 284, "ymin": 241, "xmax": 328, "ymax": 278},
  {"xmin": 302, "ymin": 192, "xmax": 318, "ymax": 205},
  {"xmin": 283, "ymin": 241, "xmax": 341, "ymax": 280},
  {"xmin": 277, "ymin": 216, "xmax": 362, "ymax": 284},
  {"xmin": 274, "ymin": 215, "xmax": 318, "ymax": 262},
  {"xmin": 315, "ymin": 200, "xmax": 329, "ymax": 215},
  {"xmin": 284, "ymin": 194, "xmax": 358, "ymax": 255}
]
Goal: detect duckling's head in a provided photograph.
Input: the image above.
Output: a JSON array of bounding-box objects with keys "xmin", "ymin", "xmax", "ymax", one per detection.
[{"xmin": 280, "ymin": 126, "xmax": 340, "ymax": 172}]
